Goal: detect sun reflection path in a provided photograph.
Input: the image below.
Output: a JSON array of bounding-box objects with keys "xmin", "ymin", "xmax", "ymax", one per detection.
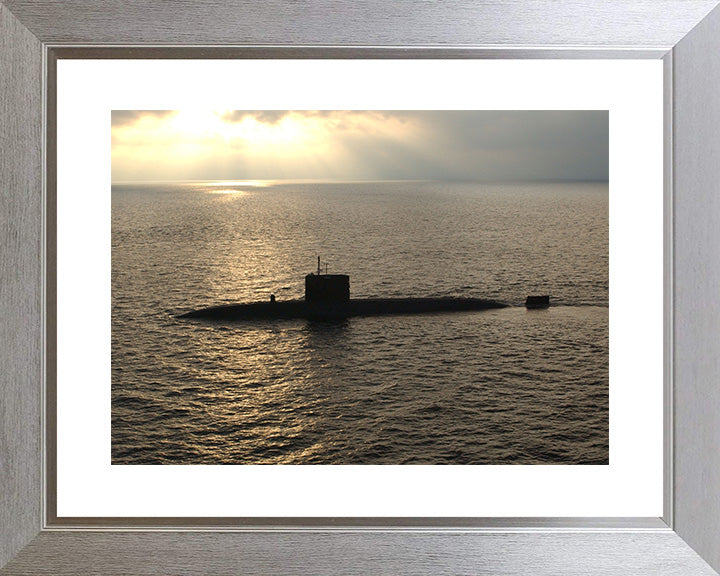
[
  {"xmin": 207, "ymin": 189, "xmax": 249, "ymax": 196},
  {"xmin": 205, "ymin": 180, "xmax": 273, "ymax": 188},
  {"xmin": 203, "ymin": 180, "xmax": 275, "ymax": 196}
]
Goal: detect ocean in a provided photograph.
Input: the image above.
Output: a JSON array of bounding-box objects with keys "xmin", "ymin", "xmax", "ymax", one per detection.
[{"xmin": 111, "ymin": 180, "xmax": 608, "ymax": 465}]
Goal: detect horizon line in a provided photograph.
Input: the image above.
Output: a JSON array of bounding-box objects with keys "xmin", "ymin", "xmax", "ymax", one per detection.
[{"xmin": 111, "ymin": 177, "xmax": 610, "ymax": 185}]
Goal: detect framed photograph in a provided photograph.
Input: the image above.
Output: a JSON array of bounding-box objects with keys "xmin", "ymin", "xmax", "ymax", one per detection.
[
  {"xmin": 55, "ymin": 60, "xmax": 662, "ymax": 522},
  {"xmin": 2, "ymin": 2, "xmax": 720, "ymax": 575}
]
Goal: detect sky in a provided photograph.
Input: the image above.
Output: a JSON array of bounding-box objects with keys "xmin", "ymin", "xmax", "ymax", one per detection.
[{"xmin": 111, "ymin": 110, "xmax": 608, "ymax": 183}]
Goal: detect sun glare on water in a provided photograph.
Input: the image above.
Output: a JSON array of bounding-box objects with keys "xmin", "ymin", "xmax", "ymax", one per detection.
[
  {"xmin": 206, "ymin": 180, "xmax": 272, "ymax": 187},
  {"xmin": 204, "ymin": 179, "xmax": 274, "ymax": 195},
  {"xmin": 206, "ymin": 189, "xmax": 247, "ymax": 196}
]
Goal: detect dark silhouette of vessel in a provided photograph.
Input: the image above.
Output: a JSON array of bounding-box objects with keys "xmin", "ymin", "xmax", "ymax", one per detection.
[{"xmin": 178, "ymin": 257, "xmax": 508, "ymax": 321}]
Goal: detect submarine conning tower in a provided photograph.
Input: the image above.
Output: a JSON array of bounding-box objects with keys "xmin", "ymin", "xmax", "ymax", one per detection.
[{"xmin": 305, "ymin": 257, "xmax": 350, "ymax": 303}]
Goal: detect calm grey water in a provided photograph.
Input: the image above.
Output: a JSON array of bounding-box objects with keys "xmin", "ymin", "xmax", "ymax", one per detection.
[{"xmin": 111, "ymin": 180, "xmax": 608, "ymax": 464}]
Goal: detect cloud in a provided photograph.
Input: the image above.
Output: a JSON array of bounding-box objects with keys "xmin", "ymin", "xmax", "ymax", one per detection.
[
  {"xmin": 111, "ymin": 110, "xmax": 177, "ymax": 127},
  {"xmin": 220, "ymin": 110, "xmax": 394, "ymax": 127},
  {"xmin": 111, "ymin": 110, "xmax": 608, "ymax": 182},
  {"xmin": 383, "ymin": 111, "xmax": 609, "ymax": 181},
  {"xmin": 221, "ymin": 111, "xmax": 291, "ymax": 124}
]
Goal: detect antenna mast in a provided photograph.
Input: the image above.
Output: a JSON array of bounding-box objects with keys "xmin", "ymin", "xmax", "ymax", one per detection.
[{"xmin": 317, "ymin": 255, "xmax": 321, "ymax": 276}]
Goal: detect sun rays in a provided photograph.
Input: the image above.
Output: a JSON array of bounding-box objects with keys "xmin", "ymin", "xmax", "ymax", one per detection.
[
  {"xmin": 110, "ymin": 110, "xmax": 609, "ymax": 183},
  {"xmin": 111, "ymin": 110, "xmax": 423, "ymax": 183}
]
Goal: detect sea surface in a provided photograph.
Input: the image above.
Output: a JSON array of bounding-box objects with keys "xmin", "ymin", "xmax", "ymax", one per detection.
[{"xmin": 111, "ymin": 180, "xmax": 608, "ymax": 464}]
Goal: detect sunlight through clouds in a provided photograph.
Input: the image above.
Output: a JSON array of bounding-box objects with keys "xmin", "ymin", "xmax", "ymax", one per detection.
[{"xmin": 111, "ymin": 110, "xmax": 608, "ymax": 183}]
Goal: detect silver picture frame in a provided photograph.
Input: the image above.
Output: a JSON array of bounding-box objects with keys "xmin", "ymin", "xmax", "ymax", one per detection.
[{"xmin": 2, "ymin": 1, "xmax": 720, "ymax": 574}]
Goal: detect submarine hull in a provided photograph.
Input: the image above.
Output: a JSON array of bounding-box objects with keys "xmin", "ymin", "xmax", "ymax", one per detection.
[{"xmin": 178, "ymin": 297, "xmax": 507, "ymax": 321}]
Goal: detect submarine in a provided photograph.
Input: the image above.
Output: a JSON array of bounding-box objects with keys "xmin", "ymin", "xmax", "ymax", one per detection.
[{"xmin": 178, "ymin": 257, "xmax": 509, "ymax": 321}]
